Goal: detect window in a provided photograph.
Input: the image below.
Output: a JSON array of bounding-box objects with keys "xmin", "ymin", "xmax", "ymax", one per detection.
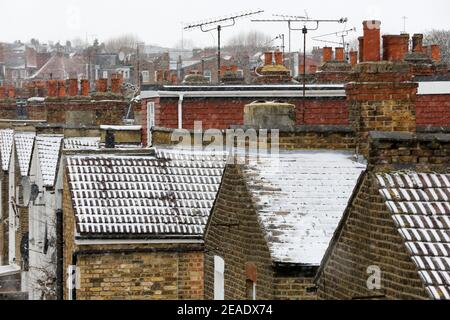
[
  {"xmin": 147, "ymin": 102, "xmax": 155, "ymax": 147},
  {"xmin": 102, "ymin": 71, "xmax": 108, "ymax": 79},
  {"xmin": 142, "ymin": 71, "xmax": 150, "ymax": 83},
  {"xmin": 214, "ymin": 256, "xmax": 225, "ymax": 300},
  {"xmin": 204, "ymin": 70, "xmax": 212, "ymax": 83},
  {"xmin": 237, "ymin": 69, "xmax": 244, "ymax": 78}
]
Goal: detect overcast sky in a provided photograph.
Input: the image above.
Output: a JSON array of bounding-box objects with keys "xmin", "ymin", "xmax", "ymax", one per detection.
[{"xmin": 1, "ymin": 0, "xmax": 449, "ymax": 51}]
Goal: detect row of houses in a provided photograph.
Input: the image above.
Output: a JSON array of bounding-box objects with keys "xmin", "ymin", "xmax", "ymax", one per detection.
[{"xmin": 0, "ymin": 19, "xmax": 449, "ymax": 300}]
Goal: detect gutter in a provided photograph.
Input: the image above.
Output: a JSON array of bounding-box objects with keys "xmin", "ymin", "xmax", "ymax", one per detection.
[{"xmin": 75, "ymin": 238, "xmax": 204, "ymax": 246}]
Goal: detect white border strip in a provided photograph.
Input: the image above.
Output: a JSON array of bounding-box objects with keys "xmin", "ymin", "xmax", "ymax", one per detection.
[{"xmin": 418, "ymin": 82, "xmax": 450, "ymax": 95}]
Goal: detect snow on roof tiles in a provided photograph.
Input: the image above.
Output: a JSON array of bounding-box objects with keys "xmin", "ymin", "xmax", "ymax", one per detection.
[
  {"xmin": 36, "ymin": 135, "xmax": 63, "ymax": 187},
  {"xmin": 64, "ymin": 137, "xmax": 100, "ymax": 150},
  {"xmin": 0, "ymin": 129, "xmax": 14, "ymax": 171},
  {"xmin": 377, "ymin": 172, "xmax": 450, "ymax": 300},
  {"xmin": 243, "ymin": 151, "xmax": 366, "ymax": 266},
  {"xmin": 66, "ymin": 149, "xmax": 227, "ymax": 239},
  {"xmin": 14, "ymin": 132, "xmax": 36, "ymax": 177}
]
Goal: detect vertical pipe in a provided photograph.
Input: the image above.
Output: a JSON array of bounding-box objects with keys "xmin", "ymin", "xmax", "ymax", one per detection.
[
  {"xmin": 56, "ymin": 209, "xmax": 63, "ymax": 300},
  {"xmin": 217, "ymin": 25, "xmax": 221, "ymax": 84}
]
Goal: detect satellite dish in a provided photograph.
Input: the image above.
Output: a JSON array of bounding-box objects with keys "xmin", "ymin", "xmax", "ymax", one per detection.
[
  {"xmin": 30, "ymin": 183, "xmax": 40, "ymax": 203},
  {"xmin": 118, "ymin": 51, "xmax": 125, "ymax": 62}
]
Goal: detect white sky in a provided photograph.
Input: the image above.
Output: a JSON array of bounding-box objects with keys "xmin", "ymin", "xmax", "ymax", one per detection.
[{"xmin": 0, "ymin": 0, "xmax": 449, "ymax": 51}]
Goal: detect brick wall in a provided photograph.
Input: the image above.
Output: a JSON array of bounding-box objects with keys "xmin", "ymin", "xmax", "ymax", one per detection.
[
  {"xmin": 416, "ymin": 94, "xmax": 450, "ymax": 127},
  {"xmin": 76, "ymin": 250, "xmax": 203, "ymax": 300},
  {"xmin": 273, "ymin": 277, "xmax": 317, "ymax": 300},
  {"xmin": 204, "ymin": 164, "xmax": 275, "ymax": 300},
  {"xmin": 316, "ymin": 173, "xmax": 429, "ymax": 300},
  {"xmin": 151, "ymin": 126, "xmax": 355, "ymax": 151},
  {"xmin": 146, "ymin": 97, "xmax": 349, "ymax": 131}
]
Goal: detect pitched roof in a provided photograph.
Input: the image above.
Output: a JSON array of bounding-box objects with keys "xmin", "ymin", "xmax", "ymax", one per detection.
[
  {"xmin": 66, "ymin": 149, "xmax": 227, "ymax": 240},
  {"xmin": 64, "ymin": 137, "xmax": 100, "ymax": 150},
  {"xmin": 14, "ymin": 132, "xmax": 36, "ymax": 177},
  {"xmin": 0, "ymin": 129, "xmax": 14, "ymax": 171},
  {"xmin": 377, "ymin": 172, "xmax": 450, "ymax": 300},
  {"xmin": 36, "ymin": 135, "xmax": 63, "ymax": 187},
  {"xmin": 243, "ymin": 151, "xmax": 366, "ymax": 265}
]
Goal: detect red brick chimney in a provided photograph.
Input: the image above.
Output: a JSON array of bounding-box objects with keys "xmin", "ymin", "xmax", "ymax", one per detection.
[
  {"xmin": 358, "ymin": 37, "xmax": 365, "ymax": 62},
  {"xmin": 347, "ymin": 61, "xmax": 417, "ymax": 157},
  {"xmin": 111, "ymin": 76, "xmax": 122, "ymax": 94},
  {"xmin": 335, "ymin": 47, "xmax": 345, "ymax": 62},
  {"xmin": 264, "ymin": 52, "xmax": 274, "ymax": 65},
  {"xmin": 382, "ymin": 34, "xmax": 409, "ymax": 61},
  {"xmin": 69, "ymin": 79, "xmax": 78, "ymax": 96},
  {"xmin": 274, "ymin": 51, "xmax": 283, "ymax": 65},
  {"xmin": 363, "ymin": 20, "xmax": 381, "ymax": 62},
  {"xmin": 431, "ymin": 45, "xmax": 441, "ymax": 61},
  {"xmin": 322, "ymin": 47, "xmax": 333, "ymax": 63},
  {"xmin": 412, "ymin": 34, "xmax": 424, "ymax": 53},
  {"xmin": 81, "ymin": 79, "xmax": 90, "ymax": 96},
  {"xmin": 47, "ymin": 80, "xmax": 58, "ymax": 97},
  {"xmin": 349, "ymin": 50, "xmax": 358, "ymax": 66},
  {"xmin": 8, "ymin": 86, "xmax": 15, "ymax": 98},
  {"xmin": 57, "ymin": 80, "xmax": 66, "ymax": 97},
  {"xmin": 96, "ymin": 79, "xmax": 108, "ymax": 93},
  {"xmin": 0, "ymin": 86, "xmax": 5, "ymax": 99}
]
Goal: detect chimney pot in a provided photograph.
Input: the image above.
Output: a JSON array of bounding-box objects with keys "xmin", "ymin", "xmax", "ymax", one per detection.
[
  {"xmin": 68, "ymin": 79, "xmax": 78, "ymax": 96},
  {"xmin": 358, "ymin": 37, "xmax": 365, "ymax": 62},
  {"xmin": 412, "ymin": 34, "xmax": 424, "ymax": 53},
  {"xmin": 80, "ymin": 79, "xmax": 90, "ymax": 96},
  {"xmin": 0, "ymin": 86, "xmax": 5, "ymax": 99},
  {"xmin": 335, "ymin": 47, "xmax": 345, "ymax": 62},
  {"xmin": 349, "ymin": 50, "xmax": 358, "ymax": 66},
  {"xmin": 57, "ymin": 80, "xmax": 66, "ymax": 97},
  {"xmin": 323, "ymin": 47, "xmax": 333, "ymax": 63},
  {"xmin": 111, "ymin": 76, "xmax": 122, "ymax": 94},
  {"xmin": 274, "ymin": 51, "xmax": 283, "ymax": 65},
  {"xmin": 7, "ymin": 86, "xmax": 15, "ymax": 98},
  {"xmin": 264, "ymin": 52, "xmax": 274, "ymax": 65},
  {"xmin": 47, "ymin": 80, "xmax": 58, "ymax": 97},
  {"xmin": 96, "ymin": 79, "xmax": 108, "ymax": 93},
  {"xmin": 362, "ymin": 20, "xmax": 381, "ymax": 62},
  {"xmin": 309, "ymin": 64, "xmax": 317, "ymax": 74},
  {"xmin": 431, "ymin": 45, "xmax": 441, "ymax": 62}
]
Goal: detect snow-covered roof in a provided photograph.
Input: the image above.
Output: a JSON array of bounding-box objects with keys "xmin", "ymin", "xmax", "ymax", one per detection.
[
  {"xmin": 377, "ymin": 172, "xmax": 450, "ymax": 300},
  {"xmin": 36, "ymin": 135, "xmax": 63, "ymax": 187},
  {"xmin": 14, "ymin": 132, "xmax": 36, "ymax": 177},
  {"xmin": 242, "ymin": 151, "xmax": 366, "ymax": 265},
  {"xmin": 66, "ymin": 149, "xmax": 227, "ymax": 239},
  {"xmin": 0, "ymin": 129, "xmax": 14, "ymax": 171},
  {"xmin": 64, "ymin": 137, "xmax": 100, "ymax": 150}
]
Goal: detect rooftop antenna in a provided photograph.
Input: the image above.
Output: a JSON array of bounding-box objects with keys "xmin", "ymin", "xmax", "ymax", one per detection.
[
  {"xmin": 252, "ymin": 15, "xmax": 347, "ymax": 122},
  {"xmin": 312, "ymin": 27, "xmax": 357, "ymax": 48},
  {"xmin": 402, "ymin": 16, "xmax": 408, "ymax": 33},
  {"xmin": 184, "ymin": 10, "xmax": 264, "ymax": 84}
]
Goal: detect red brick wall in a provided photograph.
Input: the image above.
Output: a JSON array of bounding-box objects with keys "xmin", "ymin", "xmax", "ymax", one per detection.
[
  {"xmin": 416, "ymin": 94, "xmax": 450, "ymax": 126},
  {"xmin": 149, "ymin": 97, "xmax": 349, "ymax": 131}
]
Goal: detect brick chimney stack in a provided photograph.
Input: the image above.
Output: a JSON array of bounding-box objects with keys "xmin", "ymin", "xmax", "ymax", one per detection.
[
  {"xmin": 347, "ymin": 60, "xmax": 417, "ymax": 157},
  {"xmin": 363, "ymin": 20, "xmax": 381, "ymax": 62},
  {"xmin": 274, "ymin": 51, "xmax": 283, "ymax": 65},
  {"xmin": 382, "ymin": 34, "xmax": 409, "ymax": 61},
  {"xmin": 47, "ymin": 80, "xmax": 58, "ymax": 97},
  {"xmin": 57, "ymin": 80, "xmax": 66, "ymax": 97},
  {"xmin": 96, "ymin": 79, "xmax": 108, "ymax": 93},
  {"xmin": 264, "ymin": 52, "xmax": 274, "ymax": 65}
]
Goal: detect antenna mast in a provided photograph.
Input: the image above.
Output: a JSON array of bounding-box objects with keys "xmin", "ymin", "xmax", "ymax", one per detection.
[{"xmin": 184, "ymin": 10, "xmax": 264, "ymax": 84}]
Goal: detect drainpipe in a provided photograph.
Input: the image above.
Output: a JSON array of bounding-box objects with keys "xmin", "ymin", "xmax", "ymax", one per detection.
[
  {"xmin": 178, "ymin": 93, "xmax": 184, "ymax": 129},
  {"xmin": 56, "ymin": 209, "xmax": 63, "ymax": 300}
]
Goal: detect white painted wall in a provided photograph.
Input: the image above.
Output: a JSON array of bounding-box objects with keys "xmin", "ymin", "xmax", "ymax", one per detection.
[{"xmin": 8, "ymin": 145, "xmax": 16, "ymax": 265}]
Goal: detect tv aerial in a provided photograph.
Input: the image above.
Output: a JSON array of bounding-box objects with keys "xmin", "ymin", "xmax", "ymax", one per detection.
[{"xmin": 184, "ymin": 10, "xmax": 264, "ymax": 83}]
